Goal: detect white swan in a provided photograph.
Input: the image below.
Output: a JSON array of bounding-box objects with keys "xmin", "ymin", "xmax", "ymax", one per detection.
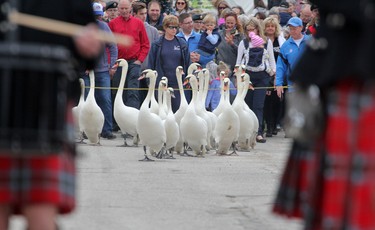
[
  {"xmin": 136, "ymin": 69, "xmax": 166, "ymax": 161},
  {"xmin": 233, "ymin": 73, "xmax": 257, "ymax": 151},
  {"xmin": 72, "ymin": 78, "xmax": 85, "ymax": 142},
  {"xmin": 113, "ymin": 59, "xmax": 140, "ymax": 147},
  {"xmin": 180, "ymin": 74, "xmax": 208, "ymax": 157},
  {"xmin": 213, "ymin": 78, "xmax": 240, "ymax": 155},
  {"xmin": 173, "ymin": 66, "xmax": 188, "ymax": 154},
  {"xmin": 241, "ymin": 73, "xmax": 259, "ymax": 149},
  {"xmin": 163, "ymin": 87, "xmax": 180, "ymax": 157},
  {"xmin": 196, "ymin": 69, "xmax": 213, "ymax": 150},
  {"xmin": 79, "ymin": 70, "xmax": 105, "ymax": 145}
]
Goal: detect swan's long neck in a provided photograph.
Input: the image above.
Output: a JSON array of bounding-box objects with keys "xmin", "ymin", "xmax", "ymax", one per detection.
[
  {"xmin": 88, "ymin": 70, "xmax": 95, "ymax": 99},
  {"xmin": 241, "ymin": 79, "xmax": 250, "ymax": 100},
  {"xmin": 116, "ymin": 64, "xmax": 127, "ymax": 97},
  {"xmin": 191, "ymin": 80, "xmax": 199, "ymax": 106},
  {"xmin": 176, "ymin": 71, "xmax": 187, "ymax": 106},
  {"xmin": 224, "ymin": 86, "xmax": 230, "ymax": 106},
  {"xmin": 158, "ymin": 82, "xmax": 164, "ymax": 106},
  {"xmin": 142, "ymin": 73, "xmax": 156, "ymax": 110},
  {"xmin": 198, "ymin": 71, "xmax": 204, "ymax": 103},
  {"xmin": 79, "ymin": 79, "xmax": 85, "ymax": 103},
  {"xmin": 166, "ymin": 91, "xmax": 173, "ymax": 114}
]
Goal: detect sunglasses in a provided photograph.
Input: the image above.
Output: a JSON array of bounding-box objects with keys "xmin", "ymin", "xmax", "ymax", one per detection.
[
  {"xmin": 176, "ymin": 2, "xmax": 185, "ymax": 5},
  {"xmin": 168, "ymin": 26, "xmax": 179, "ymax": 29},
  {"xmin": 218, "ymin": 6, "xmax": 227, "ymax": 10}
]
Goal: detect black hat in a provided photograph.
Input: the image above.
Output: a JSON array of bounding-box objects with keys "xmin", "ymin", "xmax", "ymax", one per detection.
[
  {"xmin": 106, "ymin": 1, "xmax": 118, "ymax": 10},
  {"xmin": 192, "ymin": 14, "xmax": 203, "ymax": 21},
  {"xmin": 279, "ymin": 1, "xmax": 289, "ymax": 8}
]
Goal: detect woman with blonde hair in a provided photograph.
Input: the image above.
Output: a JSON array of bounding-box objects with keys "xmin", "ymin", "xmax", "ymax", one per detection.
[
  {"xmin": 235, "ymin": 17, "xmax": 276, "ymax": 143},
  {"xmin": 262, "ymin": 16, "xmax": 286, "ymax": 137}
]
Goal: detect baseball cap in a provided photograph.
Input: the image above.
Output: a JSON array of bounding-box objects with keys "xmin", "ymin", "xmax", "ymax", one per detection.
[
  {"xmin": 287, "ymin": 17, "xmax": 303, "ymax": 27},
  {"xmin": 93, "ymin": 2, "xmax": 104, "ymax": 16}
]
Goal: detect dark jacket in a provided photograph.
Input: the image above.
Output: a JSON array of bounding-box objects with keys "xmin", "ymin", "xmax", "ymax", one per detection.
[
  {"xmin": 197, "ymin": 28, "xmax": 222, "ymax": 55},
  {"xmin": 291, "ymin": 0, "xmax": 375, "ymax": 87},
  {"xmin": 148, "ymin": 35, "xmax": 191, "ymax": 85},
  {"xmin": 0, "ymin": 0, "xmax": 97, "ymax": 152}
]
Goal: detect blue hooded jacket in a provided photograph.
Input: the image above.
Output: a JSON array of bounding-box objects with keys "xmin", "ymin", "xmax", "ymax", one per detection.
[{"xmin": 276, "ymin": 34, "xmax": 310, "ymax": 87}]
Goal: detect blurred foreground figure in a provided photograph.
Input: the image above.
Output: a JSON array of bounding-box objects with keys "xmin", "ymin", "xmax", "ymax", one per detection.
[
  {"xmin": 273, "ymin": 0, "xmax": 375, "ymax": 229},
  {"xmin": 0, "ymin": 0, "xmax": 100, "ymax": 229}
]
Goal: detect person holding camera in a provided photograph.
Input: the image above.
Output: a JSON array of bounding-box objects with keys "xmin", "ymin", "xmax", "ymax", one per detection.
[{"xmin": 216, "ymin": 11, "xmax": 244, "ymax": 72}]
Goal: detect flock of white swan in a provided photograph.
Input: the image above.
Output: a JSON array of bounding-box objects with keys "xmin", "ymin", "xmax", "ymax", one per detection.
[{"xmin": 72, "ymin": 59, "xmax": 259, "ymax": 161}]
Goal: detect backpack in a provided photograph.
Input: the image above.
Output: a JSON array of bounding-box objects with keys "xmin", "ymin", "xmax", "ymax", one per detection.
[{"xmin": 240, "ymin": 39, "xmax": 250, "ymax": 65}]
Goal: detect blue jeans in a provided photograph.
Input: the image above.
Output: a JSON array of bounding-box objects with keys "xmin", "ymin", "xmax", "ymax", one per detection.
[
  {"xmin": 111, "ymin": 62, "xmax": 141, "ymax": 109},
  {"xmin": 244, "ymin": 71, "xmax": 271, "ymax": 135},
  {"xmin": 83, "ymin": 71, "xmax": 113, "ymax": 135}
]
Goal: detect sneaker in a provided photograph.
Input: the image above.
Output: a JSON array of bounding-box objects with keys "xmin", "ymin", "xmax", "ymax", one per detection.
[{"xmin": 101, "ymin": 133, "xmax": 116, "ymax": 139}]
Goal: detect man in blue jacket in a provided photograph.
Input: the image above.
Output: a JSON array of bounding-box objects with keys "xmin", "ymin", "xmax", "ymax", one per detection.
[
  {"xmin": 176, "ymin": 13, "xmax": 213, "ymax": 67},
  {"xmin": 276, "ymin": 17, "xmax": 310, "ymax": 98}
]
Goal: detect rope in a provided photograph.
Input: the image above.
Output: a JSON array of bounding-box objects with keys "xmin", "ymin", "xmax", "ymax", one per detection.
[{"xmin": 84, "ymin": 85, "xmax": 293, "ymax": 91}]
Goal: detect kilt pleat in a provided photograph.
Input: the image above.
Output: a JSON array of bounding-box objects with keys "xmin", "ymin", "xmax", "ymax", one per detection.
[
  {"xmin": 0, "ymin": 102, "xmax": 76, "ymax": 214},
  {"xmin": 273, "ymin": 80, "xmax": 375, "ymax": 230}
]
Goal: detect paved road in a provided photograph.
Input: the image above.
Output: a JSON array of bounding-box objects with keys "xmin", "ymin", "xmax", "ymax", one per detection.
[{"xmin": 10, "ymin": 132, "xmax": 302, "ymax": 230}]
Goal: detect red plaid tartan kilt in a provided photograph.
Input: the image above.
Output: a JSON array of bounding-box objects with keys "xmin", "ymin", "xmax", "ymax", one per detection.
[
  {"xmin": 273, "ymin": 81, "xmax": 375, "ymax": 230},
  {"xmin": 0, "ymin": 103, "xmax": 76, "ymax": 214}
]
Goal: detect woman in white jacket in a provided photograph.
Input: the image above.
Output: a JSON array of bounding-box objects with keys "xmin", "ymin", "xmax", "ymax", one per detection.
[
  {"xmin": 235, "ymin": 17, "xmax": 276, "ymax": 143},
  {"xmin": 262, "ymin": 16, "xmax": 286, "ymax": 137}
]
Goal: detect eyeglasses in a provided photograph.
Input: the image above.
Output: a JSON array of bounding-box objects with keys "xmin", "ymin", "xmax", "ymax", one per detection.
[
  {"xmin": 167, "ymin": 26, "xmax": 179, "ymax": 30},
  {"xmin": 176, "ymin": 2, "xmax": 185, "ymax": 5}
]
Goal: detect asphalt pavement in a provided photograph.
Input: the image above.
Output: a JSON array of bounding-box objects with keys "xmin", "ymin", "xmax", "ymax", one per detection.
[{"xmin": 9, "ymin": 131, "xmax": 302, "ymax": 230}]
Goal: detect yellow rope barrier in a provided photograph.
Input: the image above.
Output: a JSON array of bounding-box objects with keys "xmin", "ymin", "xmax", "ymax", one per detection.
[{"xmin": 84, "ymin": 85, "xmax": 293, "ymax": 91}]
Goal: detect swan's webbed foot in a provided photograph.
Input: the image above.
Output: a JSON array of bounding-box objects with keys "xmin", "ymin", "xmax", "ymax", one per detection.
[
  {"xmin": 165, "ymin": 149, "xmax": 176, "ymax": 159},
  {"xmin": 139, "ymin": 155, "xmax": 155, "ymax": 161},
  {"xmin": 227, "ymin": 142, "xmax": 238, "ymax": 156},
  {"xmin": 139, "ymin": 146, "xmax": 155, "ymax": 162}
]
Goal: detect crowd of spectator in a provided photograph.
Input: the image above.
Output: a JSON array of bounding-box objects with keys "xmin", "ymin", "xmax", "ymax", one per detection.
[{"xmin": 90, "ymin": 0, "xmax": 319, "ymax": 143}]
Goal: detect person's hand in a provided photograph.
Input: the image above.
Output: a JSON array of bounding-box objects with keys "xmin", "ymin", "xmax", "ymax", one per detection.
[
  {"xmin": 206, "ymin": 29, "xmax": 212, "ymax": 35},
  {"xmin": 74, "ymin": 23, "xmax": 102, "ymax": 58},
  {"xmin": 190, "ymin": 52, "xmax": 200, "ymax": 63},
  {"xmin": 225, "ymin": 34, "xmax": 234, "ymax": 45},
  {"xmin": 276, "ymin": 86, "xmax": 284, "ymax": 98},
  {"xmin": 109, "ymin": 68, "xmax": 117, "ymax": 79},
  {"xmin": 134, "ymin": 60, "xmax": 142, "ymax": 65}
]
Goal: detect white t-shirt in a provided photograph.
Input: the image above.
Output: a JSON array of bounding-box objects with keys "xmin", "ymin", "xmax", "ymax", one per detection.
[{"xmin": 293, "ymin": 37, "xmax": 303, "ymax": 47}]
